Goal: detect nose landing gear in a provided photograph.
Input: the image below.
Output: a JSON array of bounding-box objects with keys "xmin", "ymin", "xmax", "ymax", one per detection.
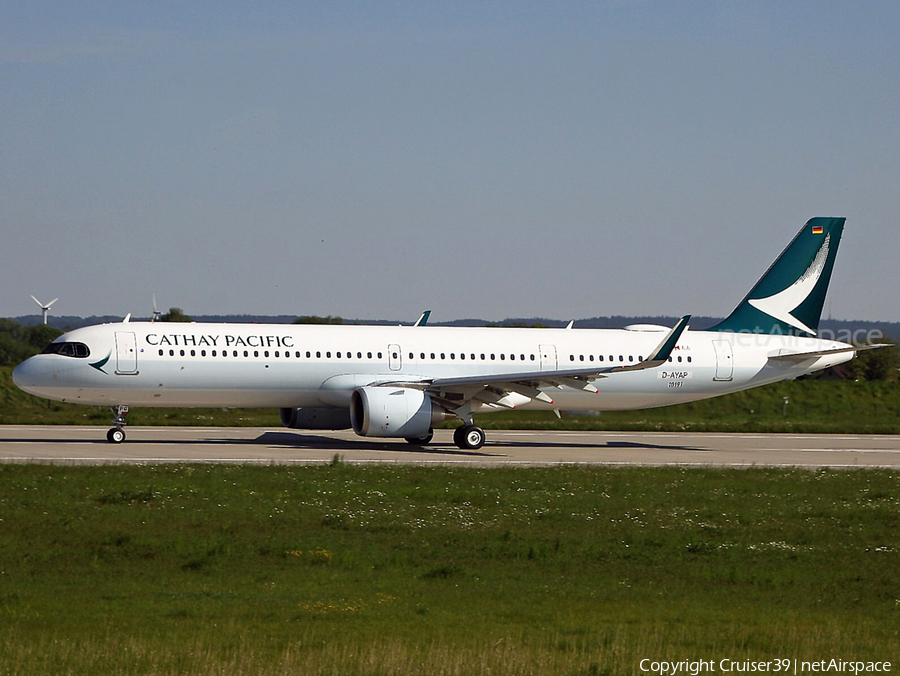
[{"xmin": 107, "ymin": 405, "xmax": 129, "ymax": 443}]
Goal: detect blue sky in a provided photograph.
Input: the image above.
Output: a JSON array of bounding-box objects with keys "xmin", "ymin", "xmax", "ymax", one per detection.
[{"xmin": 2, "ymin": 1, "xmax": 898, "ymax": 322}]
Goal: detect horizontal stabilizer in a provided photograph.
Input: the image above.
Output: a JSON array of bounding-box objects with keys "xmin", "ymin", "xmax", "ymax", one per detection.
[{"xmin": 767, "ymin": 344, "xmax": 892, "ymax": 362}]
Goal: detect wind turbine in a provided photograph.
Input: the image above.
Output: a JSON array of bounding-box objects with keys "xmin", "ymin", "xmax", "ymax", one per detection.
[
  {"xmin": 151, "ymin": 295, "xmax": 162, "ymax": 323},
  {"xmin": 31, "ymin": 295, "xmax": 58, "ymax": 325}
]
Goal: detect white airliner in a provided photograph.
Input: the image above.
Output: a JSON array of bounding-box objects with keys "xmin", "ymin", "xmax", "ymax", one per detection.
[{"xmin": 13, "ymin": 217, "xmax": 874, "ymax": 449}]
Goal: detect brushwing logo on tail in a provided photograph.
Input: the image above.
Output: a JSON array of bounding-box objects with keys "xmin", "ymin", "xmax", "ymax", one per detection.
[{"xmin": 747, "ymin": 234, "xmax": 830, "ymax": 335}]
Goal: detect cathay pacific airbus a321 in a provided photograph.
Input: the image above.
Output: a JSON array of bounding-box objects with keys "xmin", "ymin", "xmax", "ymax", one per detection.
[{"xmin": 13, "ymin": 218, "xmax": 877, "ymax": 449}]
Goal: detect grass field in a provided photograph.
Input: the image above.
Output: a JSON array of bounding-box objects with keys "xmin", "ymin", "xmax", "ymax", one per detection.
[
  {"xmin": 2, "ymin": 365, "xmax": 900, "ymax": 434},
  {"xmin": 0, "ymin": 463, "xmax": 896, "ymax": 675}
]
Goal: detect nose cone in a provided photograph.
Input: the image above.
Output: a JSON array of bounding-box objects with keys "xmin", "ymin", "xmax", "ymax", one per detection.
[{"xmin": 12, "ymin": 357, "xmax": 45, "ymax": 396}]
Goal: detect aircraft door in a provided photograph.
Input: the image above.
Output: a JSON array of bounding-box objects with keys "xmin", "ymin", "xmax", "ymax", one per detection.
[
  {"xmin": 712, "ymin": 340, "xmax": 733, "ymax": 381},
  {"xmin": 388, "ymin": 344, "xmax": 402, "ymax": 371},
  {"xmin": 539, "ymin": 344, "xmax": 558, "ymax": 371},
  {"xmin": 115, "ymin": 332, "xmax": 139, "ymax": 375}
]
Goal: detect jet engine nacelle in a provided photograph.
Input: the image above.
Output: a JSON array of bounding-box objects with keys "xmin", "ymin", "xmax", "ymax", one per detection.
[
  {"xmin": 279, "ymin": 407, "xmax": 352, "ymax": 430},
  {"xmin": 350, "ymin": 386, "xmax": 448, "ymax": 438}
]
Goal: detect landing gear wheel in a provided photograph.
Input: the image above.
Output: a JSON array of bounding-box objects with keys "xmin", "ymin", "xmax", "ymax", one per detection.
[
  {"xmin": 108, "ymin": 405, "xmax": 129, "ymax": 444},
  {"xmin": 455, "ymin": 425, "xmax": 485, "ymax": 450},
  {"xmin": 405, "ymin": 430, "xmax": 434, "ymax": 446}
]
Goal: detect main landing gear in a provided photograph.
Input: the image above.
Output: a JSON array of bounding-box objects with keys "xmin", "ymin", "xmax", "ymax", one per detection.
[
  {"xmin": 107, "ymin": 405, "xmax": 129, "ymax": 444},
  {"xmin": 404, "ymin": 425, "xmax": 487, "ymax": 450},
  {"xmin": 453, "ymin": 425, "xmax": 486, "ymax": 450}
]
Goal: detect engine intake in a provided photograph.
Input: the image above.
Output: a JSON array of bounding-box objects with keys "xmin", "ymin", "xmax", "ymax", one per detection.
[{"xmin": 350, "ymin": 386, "xmax": 449, "ymax": 438}]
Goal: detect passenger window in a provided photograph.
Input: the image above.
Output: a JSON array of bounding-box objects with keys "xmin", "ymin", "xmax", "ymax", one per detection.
[
  {"xmin": 254, "ymin": 351, "xmax": 259, "ymax": 358},
  {"xmin": 243, "ymin": 351, "xmax": 249, "ymax": 357},
  {"xmin": 589, "ymin": 355, "xmax": 594, "ymax": 362},
  {"xmin": 264, "ymin": 351, "xmax": 270, "ymax": 358},
  {"xmin": 158, "ymin": 349, "xmax": 164, "ymax": 356}
]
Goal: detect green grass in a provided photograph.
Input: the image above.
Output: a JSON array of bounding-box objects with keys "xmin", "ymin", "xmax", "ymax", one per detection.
[
  {"xmin": 0, "ymin": 464, "xmax": 897, "ymax": 674},
  {"xmin": 3, "ymin": 365, "xmax": 899, "ymax": 433}
]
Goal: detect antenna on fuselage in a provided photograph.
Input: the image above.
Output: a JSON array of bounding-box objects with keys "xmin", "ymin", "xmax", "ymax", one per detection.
[{"xmin": 31, "ymin": 295, "xmax": 58, "ymax": 325}]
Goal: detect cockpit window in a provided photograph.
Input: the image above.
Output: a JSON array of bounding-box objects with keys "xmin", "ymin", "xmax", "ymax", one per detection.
[{"xmin": 41, "ymin": 342, "xmax": 91, "ymax": 358}]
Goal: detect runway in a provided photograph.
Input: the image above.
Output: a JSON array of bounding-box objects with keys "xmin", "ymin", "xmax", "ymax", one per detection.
[{"xmin": 1, "ymin": 426, "xmax": 899, "ymax": 468}]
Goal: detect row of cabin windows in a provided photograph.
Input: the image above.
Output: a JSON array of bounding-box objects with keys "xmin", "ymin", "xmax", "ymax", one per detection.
[
  {"xmin": 569, "ymin": 354, "xmax": 693, "ymax": 364},
  {"xmin": 156, "ymin": 348, "xmax": 692, "ymax": 365},
  {"xmin": 417, "ymin": 352, "xmax": 534, "ymax": 361},
  {"xmin": 157, "ymin": 349, "xmax": 386, "ymax": 359},
  {"xmin": 156, "ymin": 348, "xmax": 537, "ymax": 361}
]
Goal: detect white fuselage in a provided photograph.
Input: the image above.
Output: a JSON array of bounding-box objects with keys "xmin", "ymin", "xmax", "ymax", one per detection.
[{"xmin": 12, "ymin": 321, "xmax": 854, "ymax": 412}]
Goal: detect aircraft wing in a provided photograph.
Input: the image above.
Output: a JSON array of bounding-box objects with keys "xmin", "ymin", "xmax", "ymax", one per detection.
[{"xmin": 373, "ymin": 315, "xmax": 691, "ymax": 410}]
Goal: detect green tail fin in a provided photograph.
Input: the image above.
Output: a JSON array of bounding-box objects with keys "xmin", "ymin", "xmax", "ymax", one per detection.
[{"xmin": 708, "ymin": 217, "xmax": 845, "ymax": 336}]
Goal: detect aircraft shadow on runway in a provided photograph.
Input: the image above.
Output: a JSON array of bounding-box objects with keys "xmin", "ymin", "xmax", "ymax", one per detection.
[
  {"xmin": 244, "ymin": 433, "xmax": 704, "ymax": 454},
  {"xmin": 247, "ymin": 431, "xmax": 506, "ymax": 458}
]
